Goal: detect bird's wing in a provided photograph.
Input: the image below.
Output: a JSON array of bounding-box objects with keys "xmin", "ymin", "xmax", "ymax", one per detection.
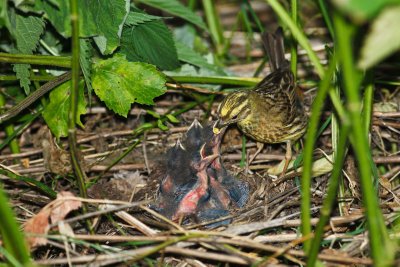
[{"xmin": 253, "ymin": 69, "xmax": 298, "ymax": 123}]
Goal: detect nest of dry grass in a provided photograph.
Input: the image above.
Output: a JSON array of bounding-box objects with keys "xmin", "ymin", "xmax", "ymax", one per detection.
[{"xmin": 1, "ymin": 88, "xmax": 399, "ymax": 265}]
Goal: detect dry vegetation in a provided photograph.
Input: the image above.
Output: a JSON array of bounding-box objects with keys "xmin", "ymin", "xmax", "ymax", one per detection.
[{"xmin": 0, "ymin": 1, "xmax": 399, "ymax": 266}]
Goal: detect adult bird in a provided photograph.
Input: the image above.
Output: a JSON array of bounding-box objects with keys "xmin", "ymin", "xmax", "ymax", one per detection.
[{"xmin": 214, "ymin": 28, "xmax": 308, "ymax": 175}]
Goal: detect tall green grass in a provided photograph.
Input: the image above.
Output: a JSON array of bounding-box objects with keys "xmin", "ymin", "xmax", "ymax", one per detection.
[
  {"xmin": 267, "ymin": 0, "xmax": 396, "ymax": 265},
  {"xmin": 0, "ymin": 189, "xmax": 31, "ymax": 265}
]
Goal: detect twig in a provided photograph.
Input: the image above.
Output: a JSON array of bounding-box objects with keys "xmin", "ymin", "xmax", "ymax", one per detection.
[
  {"xmin": 48, "ymin": 200, "xmax": 149, "ymax": 228},
  {"xmin": 0, "ymin": 72, "xmax": 71, "ymax": 123},
  {"xmin": 224, "ymin": 212, "xmax": 362, "ymax": 235},
  {"xmin": 101, "ymin": 204, "xmax": 158, "ymax": 236}
]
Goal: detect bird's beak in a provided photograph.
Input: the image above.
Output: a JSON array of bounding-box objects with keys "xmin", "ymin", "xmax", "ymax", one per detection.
[{"xmin": 213, "ymin": 119, "xmax": 228, "ymax": 134}]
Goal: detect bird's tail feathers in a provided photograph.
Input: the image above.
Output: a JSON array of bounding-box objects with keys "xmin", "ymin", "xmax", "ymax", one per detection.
[{"xmin": 262, "ymin": 27, "xmax": 289, "ymax": 72}]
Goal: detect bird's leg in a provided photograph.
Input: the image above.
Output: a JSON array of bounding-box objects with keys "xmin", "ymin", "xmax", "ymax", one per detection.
[
  {"xmin": 280, "ymin": 140, "xmax": 292, "ymax": 178},
  {"xmin": 244, "ymin": 142, "xmax": 263, "ymax": 174},
  {"xmin": 247, "ymin": 142, "xmax": 264, "ymax": 170}
]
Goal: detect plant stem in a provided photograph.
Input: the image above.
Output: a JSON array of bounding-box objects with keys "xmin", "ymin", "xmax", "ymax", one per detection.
[
  {"xmin": 243, "ymin": 0, "xmax": 263, "ymax": 32},
  {"xmin": 290, "ymin": 0, "xmax": 298, "ymax": 78},
  {"xmin": 0, "ymin": 52, "xmax": 71, "ymax": 68},
  {"xmin": 300, "ymin": 56, "xmax": 337, "ymax": 251},
  {"xmin": 0, "ymin": 112, "xmax": 40, "ymax": 152},
  {"xmin": 0, "ymin": 94, "xmax": 20, "ymax": 155},
  {"xmin": 363, "ymin": 72, "xmax": 374, "ymax": 137},
  {"xmin": 0, "ymin": 168, "xmax": 57, "ymax": 198},
  {"xmin": 0, "ymin": 72, "xmax": 71, "ymax": 123},
  {"xmin": 170, "ymin": 75, "xmax": 260, "ymax": 86},
  {"xmin": 0, "ymin": 75, "xmax": 54, "ymax": 81},
  {"xmin": 267, "ymin": 0, "xmax": 324, "ymax": 77},
  {"xmin": 317, "ymin": 0, "xmax": 334, "ymax": 39},
  {"xmin": 68, "ymin": 0, "xmax": 87, "ymax": 199},
  {"xmin": 188, "ymin": 0, "xmax": 197, "ymax": 10},
  {"xmin": 307, "ymin": 125, "xmax": 349, "ymax": 266},
  {"xmin": 334, "ymin": 12, "xmax": 393, "ymax": 266},
  {"xmin": 202, "ymin": 0, "xmax": 224, "ymax": 56}
]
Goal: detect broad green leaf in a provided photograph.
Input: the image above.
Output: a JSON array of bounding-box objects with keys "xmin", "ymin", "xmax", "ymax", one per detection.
[
  {"xmin": 92, "ymin": 55, "xmax": 167, "ymax": 117},
  {"xmin": 9, "ymin": 8, "xmax": 44, "ymax": 94},
  {"xmin": 12, "ymin": 13, "xmax": 44, "ymax": 52},
  {"xmin": 34, "ymin": 0, "xmax": 70, "ymax": 36},
  {"xmin": 35, "ymin": 0, "xmax": 129, "ymax": 54},
  {"xmin": 121, "ymin": 19, "xmax": 180, "ymax": 70},
  {"xmin": 81, "ymin": 0, "xmax": 129, "ymax": 54},
  {"xmin": 79, "ymin": 39, "xmax": 93, "ymax": 101},
  {"xmin": 138, "ymin": 0, "xmax": 207, "ymax": 30},
  {"xmin": 175, "ymin": 41, "xmax": 226, "ymax": 75},
  {"xmin": 332, "ymin": 0, "xmax": 400, "ymax": 22},
  {"xmin": 358, "ymin": 6, "xmax": 400, "ymax": 69},
  {"xmin": 42, "ymin": 80, "xmax": 87, "ymax": 139},
  {"xmin": 124, "ymin": 11, "xmax": 163, "ymax": 26}
]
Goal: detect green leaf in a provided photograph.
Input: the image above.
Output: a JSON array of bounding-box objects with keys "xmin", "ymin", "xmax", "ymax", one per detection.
[
  {"xmin": 42, "ymin": 80, "xmax": 87, "ymax": 139},
  {"xmin": 124, "ymin": 11, "xmax": 163, "ymax": 26},
  {"xmin": 175, "ymin": 41, "xmax": 226, "ymax": 75},
  {"xmin": 12, "ymin": 64, "xmax": 31, "ymax": 95},
  {"xmin": 358, "ymin": 6, "xmax": 400, "ymax": 69},
  {"xmin": 92, "ymin": 55, "xmax": 167, "ymax": 117},
  {"xmin": 166, "ymin": 114, "xmax": 179, "ymax": 123},
  {"xmin": 146, "ymin": 110, "xmax": 161, "ymax": 119},
  {"xmin": 0, "ymin": 0, "xmax": 11, "ymax": 29},
  {"xmin": 79, "ymin": 38, "xmax": 93, "ymax": 101},
  {"xmin": 13, "ymin": 15, "xmax": 44, "ymax": 53},
  {"xmin": 332, "ymin": 0, "xmax": 400, "ymax": 22},
  {"xmin": 121, "ymin": 19, "xmax": 180, "ymax": 70},
  {"xmin": 35, "ymin": 0, "xmax": 69, "ymax": 36},
  {"xmin": 157, "ymin": 119, "xmax": 169, "ymax": 131},
  {"xmin": 35, "ymin": 0, "xmax": 129, "ymax": 54},
  {"xmin": 138, "ymin": 0, "xmax": 207, "ymax": 30},
  {"xmin": 9, "ymin": 9, "xmax": 44, "ymax": 94},
  {"xmin": 84, "ymin": 0, "xmax": 130, "ymax": 54}
]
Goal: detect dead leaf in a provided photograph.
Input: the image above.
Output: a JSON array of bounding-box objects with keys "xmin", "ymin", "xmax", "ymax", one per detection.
[
  {"xmin": 50, "ymin": 191, "xmax": 82, "ymax": 223},
  {"xmin": 24, "ymin": 209, "xmax": 51, "ymax": 248},
  {"xmin": 24, "ymin": 191, "xmax": 82, "ymax": 249}
]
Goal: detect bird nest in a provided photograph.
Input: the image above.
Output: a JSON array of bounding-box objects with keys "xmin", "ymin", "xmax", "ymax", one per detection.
[{"xmin": 0, "ymin": 100, "xmax": 396, "ymax": 266}]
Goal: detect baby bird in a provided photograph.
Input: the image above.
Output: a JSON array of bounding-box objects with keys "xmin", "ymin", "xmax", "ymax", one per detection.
[{"xmin": 155, "ymin": 119, "xmax": 249, "ymax": 224}]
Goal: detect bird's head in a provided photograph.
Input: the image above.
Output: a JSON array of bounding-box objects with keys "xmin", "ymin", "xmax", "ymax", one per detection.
[{"xmin": 214, "ymin": 91, "xmax": 250, "ymax": 133}]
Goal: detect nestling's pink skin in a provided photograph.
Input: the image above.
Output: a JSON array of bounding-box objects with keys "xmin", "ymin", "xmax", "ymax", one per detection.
[
  {"xmin": 172, "ymin": 181, "xmax": 207, "ymax": 221},
  {"xmin": 161, "ymin": 175, "xmax": 173, "ymax": 193},
  {"xmin": 209, "ymin": 176, "xmax": 232, "ymax": 208},
  {"xmin": 172, "ymin": 151, "xmax": 218, "ymax": 222}
]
